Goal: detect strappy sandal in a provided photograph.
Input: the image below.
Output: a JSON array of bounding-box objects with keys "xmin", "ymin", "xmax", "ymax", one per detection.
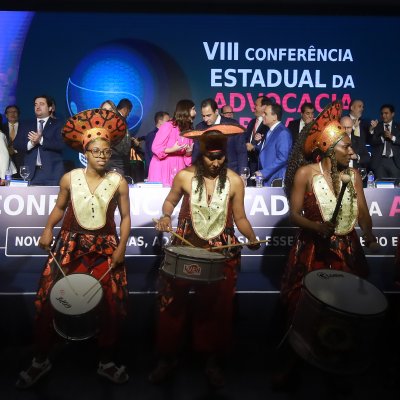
[
  {"xmin": 15, "ymin": 358, "xmax": 52, "ymax": 389},
  {"xmin": 148, "ymin": 359, "xmax": 177, "ymax": 384},
  {"xmin": 97, "ymin": 361, "xmax": 129, "ymax": 384}
]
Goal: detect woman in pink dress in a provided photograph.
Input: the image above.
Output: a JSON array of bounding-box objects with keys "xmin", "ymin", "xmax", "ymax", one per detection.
[{"xmin": 148, "ymin": 99, "xmax": 195, "ymax": 186}]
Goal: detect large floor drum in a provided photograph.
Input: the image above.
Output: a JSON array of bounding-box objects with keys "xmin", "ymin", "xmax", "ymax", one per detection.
[
  {"xmin": 289, "ymin": 269, "xmax": 388, "ymax": 374},
  {"xmin": 50, "ymin": 273, "xmax": 103, "ymax": 341}
]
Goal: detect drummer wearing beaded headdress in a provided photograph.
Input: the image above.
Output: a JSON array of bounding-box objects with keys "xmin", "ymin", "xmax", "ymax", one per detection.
[
  {"xmin": 281, "ymin": 100, "xmax": 378, "ymax": 319},
  {"xmin": 16, "ymin": 109, "xmax": 131, "ymax": 389},
  {"xmin": 151, "ymin": 124, "xmax": 260, "ymax": 387}
]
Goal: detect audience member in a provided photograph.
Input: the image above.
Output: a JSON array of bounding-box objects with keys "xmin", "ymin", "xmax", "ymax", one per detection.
[
  {"xmin": 369, "ymin": 104, "xmax": 400, "ymax": 179},
  {"xmin": 148, "ymin": 99, "xmax": 194, "ymax": 186},
  {"xmin": 255, "ymin": 103, "xmax": 292, "ymax": 186},
  {"xmin": 340, "ymin": 115, "xmax": 370, "ymax": 169},
  {"xmin": 348, "ymin": 99, "xmax": 375, "ymax": 145},
  {"xmin": 144, "ymin": 111, "xmax": 170, "ymax": 178},
  {"xmin": 3, "ymin": 105, "xmax": 23, "ymax": 177},
  {"xmin": 221, "ymin": 104, "xmax": 234, "ymax": 119},
  {"xmin": 13, "ymin": 95, "xmax": 65, "ymax": 185},
  {"xmin": 193, "ymin": 98, "xmax": 247, "ymax": 174},
  {"xmin": 106, "ymin": 98, "xmax": 133, "ymax": 176},
  {"xmin": 245, "ymin": 96, "xmax": 272, "ymax": 181},
  {"xmin": 287, "ymin": 102, "xmax": 314, "ymax": 143}
]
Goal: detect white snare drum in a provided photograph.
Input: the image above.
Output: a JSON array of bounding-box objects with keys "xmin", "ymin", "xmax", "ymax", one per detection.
[
  {"xmin": 50, "ymin": 273, "xmax": 103, "ymax": 341},
  {"xmin": 289, "ymin": 269, "xmax": 388, "ymax": 374},
  {"xmin": 161, "ymin": 246, "xmax": 226, "ymax": 282}
]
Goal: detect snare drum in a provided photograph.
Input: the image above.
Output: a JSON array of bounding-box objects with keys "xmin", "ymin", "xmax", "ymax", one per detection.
[
  {"xmin": 161, "ymin": 246, "xmax": 226, "ymax": 282},
  {"xmin": 50, "ymin": 274, "xmax": 103, "ymax": 341},
  {"xmin": 289, "ymin": 269, "xmax": 388, "ymax": 374}
]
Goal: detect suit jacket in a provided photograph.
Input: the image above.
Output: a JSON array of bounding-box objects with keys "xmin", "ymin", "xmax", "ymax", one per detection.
[
  {"xmin": 245, "ymin": 118, "xmax": 268, "ymax": 174},
  {"xmin": 349, "ymin": 131, "xmax": 370, "ymax": 169},
  {"xmin": 257, "ymin": 122, "xmax": 292, "ymax": 186},
  {"xmin": 13, "ymin": 117, "xmax": 65, "ymax": 185},
  {"xmin": 287, "ymin": 118, "xmax": 302, "ymax": 143},
  {"xmin": 369, "ymin": 121, "xmax": 400, "ymax": 170},
  {"xmin": 192, "ymin": 116, "xmax": 247, "ymax": 174},
  {"xmin": 2, "ymin": 122, "xmax": 24, "ymax": 174},
  {"xmin": 144, "ymin": 127, "xmax": 158, "ymax": 175}
]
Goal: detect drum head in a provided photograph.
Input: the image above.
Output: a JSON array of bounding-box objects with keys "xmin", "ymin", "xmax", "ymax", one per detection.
[
  {"xmin": 165, "ymin": 246, "xmax": 225, "ymax": 260},
  {"xmin": 304, "ymin": 269, "xmax": 387, "ymax": 316},
  {"xmin": 50, "ymin": 274, "xmax": 103, "ymax": 315}
]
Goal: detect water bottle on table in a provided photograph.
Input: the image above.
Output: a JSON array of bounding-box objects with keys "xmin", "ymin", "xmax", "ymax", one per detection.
[
  {"xmin": 4, "ymin": 168, "xmax": 12, "ymax": 186},
  {"xmin": 367, "ymin": 171, "xmax": 375, "ymax": 188}
]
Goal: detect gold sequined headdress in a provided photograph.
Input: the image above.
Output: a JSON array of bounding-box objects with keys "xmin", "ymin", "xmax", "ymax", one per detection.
[
  {"xmin": 62, "ymin": 108, "xmax": 127, "ymax": 152},
  {"xmin": 304, "ymin": 101, "xmax": 346, "ymax": 159}
]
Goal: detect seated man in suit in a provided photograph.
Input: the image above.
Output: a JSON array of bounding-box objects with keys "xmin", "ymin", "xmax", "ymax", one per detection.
[
  {"xmin": 340, "ymin": 116, "xmax": 370, "ymax": 170},
  {"xmin": 192, "ymin": 98, "xmax": 247, "ymax": 174},
  {"xmin": 13, "ymin": 95, "xmax": 64, "ymax": 186},
  {"xmin": 255, "ymin": 103, "xmax": 292, "ymax": 186},
  {"xmin": 369, "ymin": 104, "xmax": 400, "ymax": 179},
  {"xmin": 287, "ymin": 102, "xmax": 314, "ymax": 144}
]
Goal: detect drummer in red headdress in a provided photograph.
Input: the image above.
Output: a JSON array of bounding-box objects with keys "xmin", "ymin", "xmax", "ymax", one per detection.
[
  {"xmin": 281, "ymin": 100, "xmax": 377, "ymax": 319},
  {"xmin": 16, "ymin": 109, "xmax": 131, "ymax": 389},
  {"xmin": 151, "ymin": 124, "xmax": 259, "ymax": 387}
]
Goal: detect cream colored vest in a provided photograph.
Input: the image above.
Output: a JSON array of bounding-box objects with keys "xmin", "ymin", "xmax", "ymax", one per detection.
[
  {"xmin": 313, "ymin": 170, "xmax": 357, "ymax": 235},
  {"xmin": 190, "ymin": 177, "xmax": 230, "ymax": 240},
  {"xmin": 70, "ymin": 169, "xmax": 121, "ymax": 230}
]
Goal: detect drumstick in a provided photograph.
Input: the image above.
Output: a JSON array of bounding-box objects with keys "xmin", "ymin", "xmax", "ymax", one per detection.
[
  {"xmin": 330, "ymin": 174, "xmax": 351, "ymax": 224},
  {"xmin": 83, "ymin": 265, "xmax": 113, "ymax": 298},
  {"xmin": 48, "ymin": 250, "xmax": 79, "ymax": 296},
  {"xmin": 209, "ymin": 239, "xmax": 269, "ymax": 251},
  {"xmin": 152, "ymin": 218, "xmax": 195, "ymax": 247}
]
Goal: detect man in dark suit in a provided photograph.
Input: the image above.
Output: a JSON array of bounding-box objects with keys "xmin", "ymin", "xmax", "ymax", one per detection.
[
  {"xmin": 287, "ymin": 102, "xmax": 314, "ymax": 143},
  {"xmin": 348, "ymin": 99, "xmax": 375, "ymax": 145},
  {"xmin": 340, "ymin": 116, "xmax": 370, "ymax": 169},
  {"xmin": 13, "ymin": 95, "xmax": 65, "ymax": 185},
  {"xmin": 3, "ymin": 104, "xmax": 23, "ymax": 177},
  {"xmin": 192, "ymin": 98, "xmax": 247, "ymax": 174},
  {"xmin": 255, "ymin": 103, "xmax": 292, "ymax": 186},
  {"xmin": 369, "ymin": 104, "xmax": 400, "ymax": 179},
  {"xmin": 245, "ymin": 96, "xmax": 272, "ymax": 180},
  {"xmin": 144, "ymin": 111, "xmax": 170, "ymax": 178}
]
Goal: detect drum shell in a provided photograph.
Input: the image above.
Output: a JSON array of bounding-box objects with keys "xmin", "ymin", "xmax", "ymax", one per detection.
[
  {"xmin": 161, "ymin": 246, "xmax": 226, "ymax": 282},
  {"xmin": 50, "ymin": 274, "xmax": 104, "ymax": 341},
  {"xmin": 288, "ymin": 270, "xmax": 387, "ymax": 374}
]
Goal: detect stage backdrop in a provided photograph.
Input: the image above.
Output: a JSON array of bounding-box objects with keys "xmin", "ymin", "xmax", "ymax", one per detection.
[
  {"xmin": 0, "ymin": 187, "xmax": 399, "ymax": 295},
  {"xmin": 0, "ymin": 11, "xmax": 400, "ymax": 165}
]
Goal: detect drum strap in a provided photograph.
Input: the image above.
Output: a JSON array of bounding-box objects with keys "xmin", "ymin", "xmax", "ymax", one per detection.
[{"xmin": 70, "ymin": 169, "xmax": 121, "ymax": 230}]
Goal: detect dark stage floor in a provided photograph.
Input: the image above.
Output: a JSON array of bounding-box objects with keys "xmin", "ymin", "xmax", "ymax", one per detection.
[{"xmin": 1, "ymin": 293, "xmax": 400, "ymax": 400}]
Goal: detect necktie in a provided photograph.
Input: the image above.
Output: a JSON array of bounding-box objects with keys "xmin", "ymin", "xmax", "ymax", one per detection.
[
  {"xmin": 9, "ymin": 123, "xmax": 16, "ymax": 141},
  {"xmin": 39, "ymin": 120, "xmax": 45, "ymax": 134},
  {"xmin": 250, "ymin": 118, "xmax": 262, "ymax": 143},
  {"xmin": 37, "ymin": 120, "xmax": 45, "ymax": 166},
  {"xmin": 384, "ymin": 123, "xmax": 392, "ymax": 157},
  {"xmin": 353, "ymin": 119, "xmax": 360, "ymax": 137}
]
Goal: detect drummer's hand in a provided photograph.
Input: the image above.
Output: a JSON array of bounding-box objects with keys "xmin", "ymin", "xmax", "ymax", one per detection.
[
  {"xmin": 316, "ymin": 221, "xmax": 335, "ymax": 239},
  {"xmin": 155, "ymin": 216, "xmax": 172, "ymax": 232},
  {"xmin": 38, "ymin": 228, "xmax": 53, "ymax": 250},
  {"xmin": 247, "ymin": 239, "xmax": 261, "ymax": 251},
  {"xmin": 111, "ymin": 246, "xmax": 125, "ymax": 269}
]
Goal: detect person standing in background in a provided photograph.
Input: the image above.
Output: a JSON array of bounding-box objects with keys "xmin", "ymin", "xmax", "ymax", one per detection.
[
  {"xmin": 106, "ymin": 98, "xmax": 133, "ymax": 177},
  {"xmin": 3, "ymin": 105, "xmax": 22, "ymax": 178},
  {"xmin": 144, "ymin": 111, "xmax": 170, "ymax": 178},
  {"xmin": 13, "ymin": 95, "xmax": 65, "ymax": 186},
  {"xmin": 148, "ymin": 99, "xmax": 194, "ymax": 186}
]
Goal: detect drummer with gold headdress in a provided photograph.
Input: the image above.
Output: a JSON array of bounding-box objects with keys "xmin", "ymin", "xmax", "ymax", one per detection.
[
  {"xmin": 281, "ymin": 100, "xmax": 377, "ymax": 319},
  {"xmin": 151, "ymin": 124, "xmax": 259, "ymax": 388},
  {"xmin": 16, "ymin": 109, "xmax": 131, "ymax": 389}
]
